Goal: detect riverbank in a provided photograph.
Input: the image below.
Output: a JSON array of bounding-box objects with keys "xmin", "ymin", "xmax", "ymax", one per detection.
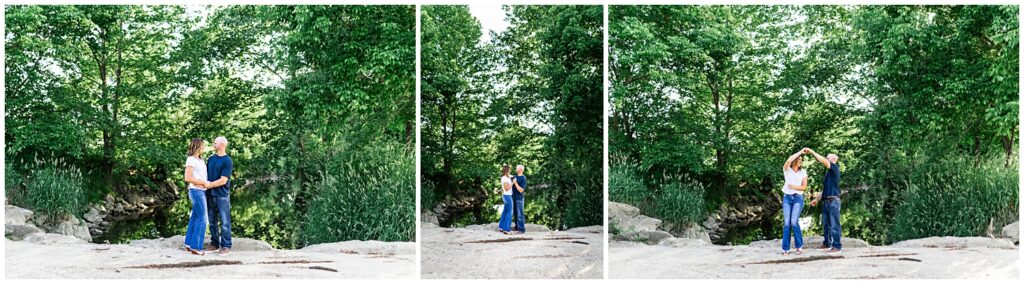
[
  {"xmin": 5, "ymin": 233, "xmax": 415, "ymax": 279},
  {"xmin": 420, "ymin": 222, "xmax": 603, "ymax": 279}
]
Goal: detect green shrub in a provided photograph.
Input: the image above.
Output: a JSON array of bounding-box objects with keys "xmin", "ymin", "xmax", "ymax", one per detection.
[
  {"xmin": 562, "ymin": 178, "xmax": 603, "ymax": 229},
  {"xmin": 302, "ymin": 144, "xmax": 415, "ymax": 245},
  {"xmin": 5, "ymin": 161, "xmax": 26, "ymax": 205},
  {"xmin": 421, "ymin": 179, "xmax": 437, "ymax": 213},
  {"xmin": 652, "ymin": 176, "xmax": 706, "ymax": 226},
  {"xmin": 889, "ymin": 158, "xmax": 1018, "ymax": 242},
  {"xmin": 25, "ymin": 159, "xmax": 85, "ymax": 221},
  {"xmin": 609, "ymin": 163, "xmax": 649, "ymax": 209}
]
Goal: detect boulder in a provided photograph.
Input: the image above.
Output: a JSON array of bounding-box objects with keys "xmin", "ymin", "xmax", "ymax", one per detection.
[
  {"xmin": 22, "ymin": 232, "xmax": 87, "ymax": 245},
  {"xmin": 421, "ymin": 211, "xmax": 439, "ymax": 225},
  {"xmin": 658, "ymin": 237, "xmax": 710, "ymax": 248},
  {"xmin": 130, "ymin": 235, "xmax": 274, "ymax": 251},
  {"xmin": 565, "ymin": 225, "xmax": 603, "ymax": 234},
  {"xmin": 892, "ymin": 236, "xmax": 1016, "ymax": 250},
  {"xmin": 614, "ymin": 230, "xmax": 673, "ymax": 245},
  {"xmin": 1001, "ymin": 221, "xmax": 1018, "ymax": 244},
  {"xmin": 6, "ymin": 205, "xmax": 34, "ymax": 225},
  {"xmin": 5, "ymin": 223, "xmax": 43, "ymax": 241},
  {"xmin": 662, "ymin": 222, "xmax": 712, "ymax": 243},
  {"xmin": 616, "ymin": 215, "xmax": 662, "ymax": 234},
  {"xmin": 34, "ymin": 214, "xmax": 92, "ymax": 242},
  {"xmin": 749, "ymin": 236, "xmax": 871, "ymax": 249},
  {"xmin": 608, "ymin": 202, "xmax": 641, "ymax": 219}
]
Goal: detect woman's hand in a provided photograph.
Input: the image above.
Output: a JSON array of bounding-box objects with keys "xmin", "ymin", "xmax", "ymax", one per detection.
[{"xmin": 203, "ymin": 181, "xmax": 212, "ymax": 189}]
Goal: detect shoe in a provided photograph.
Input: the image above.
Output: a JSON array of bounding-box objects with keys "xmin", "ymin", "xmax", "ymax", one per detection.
[
  {"xmin": 826, "ymin": 248, "xmax": 842, "ymax": 254},
  {"xmin": 204, "ymin": 246, "xmax": 220, "ymax": 252},
  {"xmin": 816, "ymin": 245, "xmax": 831, "ymax": 250},
  {"xmin": 781, "ymin": 251, "xmax": 790, "ymax": 256},
  {"xmin": 795, "ymin": 248, "xmax": 803, "ymax": 255},
  {"xmin": 219, "ymin": 248, "xmax": 231, "ymax": 256}
]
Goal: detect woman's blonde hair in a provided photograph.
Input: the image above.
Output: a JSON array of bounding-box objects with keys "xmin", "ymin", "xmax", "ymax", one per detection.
[
  {"xmin": 501, "ymin": 165, "xmax": 511, "ymax": 176},
  {"xmin": 187, "ymin": 138, "xmax": 204, "ymax": 158},
  {"xmin": 790, "ymin": 157, "xmax": 802, "ymax": 171}
]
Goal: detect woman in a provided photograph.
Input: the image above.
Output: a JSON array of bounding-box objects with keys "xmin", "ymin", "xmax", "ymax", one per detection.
[
  {"xmin": 781, "ymin": 150, "xmax": 808, "ymax": 255},
  {"xmin": 498, "ymin": 165, "xmax": 514, "ymax": 234},
  {"xmin": 183, "ymin": 138, "xmax": 211, "ymax": 255}
]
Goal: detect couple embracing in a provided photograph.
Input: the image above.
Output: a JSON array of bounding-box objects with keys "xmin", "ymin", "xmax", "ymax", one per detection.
[
  {"xmin": 498, "ymin": 165, "xmax": 527, "ymax": 234},
  {"xmin": 780, "ymin": 147, "xmax": 843, "ymax": 256},
  {"xmin": 182, "ymin": 137, "xmax": 235, "ymax": 256}
]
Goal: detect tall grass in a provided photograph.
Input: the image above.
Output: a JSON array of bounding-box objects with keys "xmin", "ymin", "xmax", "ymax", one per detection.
[
  {"xmin": 562, "ymin": 178, "xmax": 604, "ymax": 229},
  {"xmin": 610, "ymin": 160, "xmax": 707, "ymax": 226},
  {"xmin": 652, "ymin": 177, "xmax": 707, "ymax": 226},
  {"xmin": 889, "ymin": 157, "xmax": 1018, "ymax": 242},
  {"xmin": 302, "ymin": 144, "xmax": 415, "ymax": 245},
  {"xmin": 24, "ymin": 158, "xmax": 85, "ymax": 222}
]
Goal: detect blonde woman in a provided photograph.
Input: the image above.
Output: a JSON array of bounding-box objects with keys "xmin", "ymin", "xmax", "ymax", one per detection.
[{"xmin": 183, "ymin": 138, "xmax": 211, "ymax": 255}]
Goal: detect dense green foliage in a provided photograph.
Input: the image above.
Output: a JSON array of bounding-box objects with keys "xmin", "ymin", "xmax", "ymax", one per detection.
[
  {"xmin": 421, "ymin": 5, "xmax": 603, "ymax": 230},
  {"xmin": 5, "ymin": 5, "xmax": 415, "ymax": 247},
  {"xmin": 610, "ymin": 5, "xmax": 1018, "ymax": 244}
]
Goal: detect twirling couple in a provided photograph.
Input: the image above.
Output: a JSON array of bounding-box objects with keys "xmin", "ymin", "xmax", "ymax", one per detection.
[
  {"xmin": 497, "ymin": 165, "xmax": 527, "ymax": 235},
  {"xmin": 182, "ymin": 137, "xmax": 235, "ymax": 256},
  {"xmin": 780, "ymin": 147, "xmax": 843, "ymax": 256}
]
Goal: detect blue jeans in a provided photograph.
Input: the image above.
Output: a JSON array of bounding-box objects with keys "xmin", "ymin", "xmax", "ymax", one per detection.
[
  {"xmin": 513, "ymin": 195, "xmax": 526, "ymax": 233},
  {"xmin": 498, "ymin": 195, "xmax": 513, "ymax": 231},
  {"xmin": 184, "ymin": 188, "xmax": 208, "ymax": 250},
  {"xmin": 781, "ymin": 194, "xmax": 804, "ymax": 251},
  {"xmin": 821, "ymin": 198, "xmax": 842, "ymax": 250},
  {"xmin": 207, "ymin": 195, "xmax": 232, "ymax": 249}
]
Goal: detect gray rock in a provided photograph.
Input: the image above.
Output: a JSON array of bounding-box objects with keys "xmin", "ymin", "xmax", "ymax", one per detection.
[
  {"xmin": 83, "ymin": 207, "xmax": 104, "ymax": 223},
  {"xmin": 615, "ymin": 230, "xmax": 673, "ymax": 245},
  {"xmin": 34, "ymin": 214, "xmax": 92, "ymax": 242},
  {"xmin": 130, "ymin": 235, "xmax": 275, "ymax": 251},
  {"xmin": 662, "ymin": 222, "xmax": 712, "ymax": 243},
  {"xmin": 1001, "ymin": 221, "xmax": 1018, "ymax": 244},
  {"xmin": 617, "ymin": 215, "xmax": 662, "ymax": 234},
  {"xmin": 749, "ymin": 236, "xmax": 871, "ymax": 249},
  {"xmin": 658, "ymin": 237, "xmax": 710, "ymax": 248},
  {"xmin": 6, "ymin": 205, "xmax": 34, "ymax": 225},
  {"xmin": 565, "ymin": 225, "xmax": 603, "ymax": 234},
  {"xmin": 421, "ymin": 211, "xmax": 439, "ymax": 225},
  {"xmin": 892, "ymin": 236, "xmax": 1016, "ymax": 250},
  {"xmin": 22, "ymin": 232, "xmax": 87, "ymax": 245},
  {"xmin": 5, "ymin": 223, "xmax": 43, "ymax": 241},
  {"xmin": 608, "ymin": 202, "xmax": 641, "ymax": 219}
]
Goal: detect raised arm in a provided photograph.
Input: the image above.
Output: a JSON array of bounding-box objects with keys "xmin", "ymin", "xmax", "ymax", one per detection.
[
  {"xmin": 805, "ymin": 148, "xmax": 831, "ymax": 169},
  {"xmin": 784, "ymin": 150, "xmax": 802, "ymax": 172}
]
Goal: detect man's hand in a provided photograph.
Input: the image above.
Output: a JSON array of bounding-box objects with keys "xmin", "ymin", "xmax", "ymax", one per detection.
[
  {"xmin": 802, "ymin": 147, "xmax": 811, "ymax": 154},
  {"xmin": 809, "ymin": 199, "xmax": 818, "ymax": 207}
]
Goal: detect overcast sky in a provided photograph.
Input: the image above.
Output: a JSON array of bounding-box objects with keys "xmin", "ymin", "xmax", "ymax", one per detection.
[{"xmin": 467, "ymin": 4, "xmax": 509, "ymax": 43}]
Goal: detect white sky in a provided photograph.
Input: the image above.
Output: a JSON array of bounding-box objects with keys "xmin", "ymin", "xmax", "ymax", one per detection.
[{"xmin": 467, "ymin": 4, "xmax": 509, "ymax": 43}]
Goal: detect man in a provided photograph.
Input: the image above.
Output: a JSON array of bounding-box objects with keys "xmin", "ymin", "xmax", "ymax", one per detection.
[
  {"xmin": 510, "ymin": 165, "xmax": 527, "ymax": 234},
  {"xmin": 206, "ymin": 136, "xmax": 234, "ymax": 255},
  {"xmin": 804, "ymin": 147, "xmax": 842, "ymax": 254}
]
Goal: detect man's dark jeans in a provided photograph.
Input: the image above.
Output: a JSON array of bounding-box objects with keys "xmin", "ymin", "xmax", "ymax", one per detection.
[
  {"xmin": 821, "ymin": 198, "xmax": 842, "ymax": 250},
  {"xmin": 207, "ymin": 195, "xmax": 233, "ymax": 249},
  {"xmin": 513, "ymin": 195, "xmax": 526, "ymax": 233}
]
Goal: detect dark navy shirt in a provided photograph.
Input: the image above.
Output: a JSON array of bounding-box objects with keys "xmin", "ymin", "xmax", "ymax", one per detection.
[
  {"xmin": 512, "ymin": 175, "xmax": 527, "ymax": 199},
  {"xmin": 822, "ymin": 162, "xmax": 841, "ymax": 198},
  {"xmin": 206, "ymin": 154, "xmax": 234, "ymax": 197}
]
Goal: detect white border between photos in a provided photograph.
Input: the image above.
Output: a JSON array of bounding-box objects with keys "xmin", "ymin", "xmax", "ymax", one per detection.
[{"xmin": 1, "ymin": 0, "xmax": 1022, "ymax": 283}]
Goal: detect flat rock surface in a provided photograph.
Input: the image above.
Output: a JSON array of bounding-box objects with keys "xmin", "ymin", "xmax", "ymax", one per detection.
[
  {"xmin": 610, "ymin": 236, "xmax": 1019, "ymax": 279},
  {"xmin": 421, "ymin": 222, "xmax": 603, "ymax": 279},
  {"xmin": 6, "ymin": 237, "xmax": 415, "ymax": 278}
]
